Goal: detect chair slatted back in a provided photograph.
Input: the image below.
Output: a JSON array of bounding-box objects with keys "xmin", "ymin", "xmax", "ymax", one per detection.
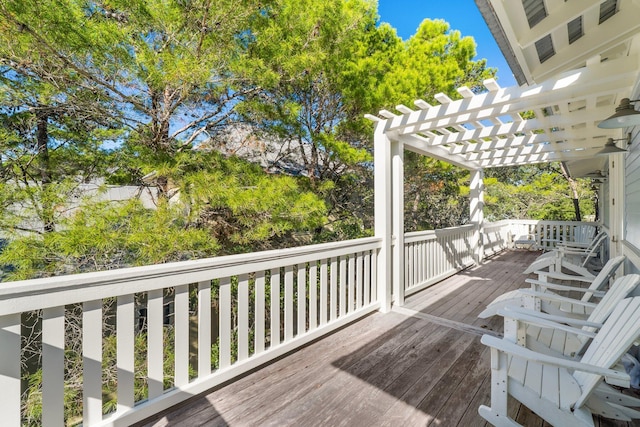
[
  {"xmin": 579, "ymin": 232, "xmax": 608, "ymax": 268},
  {"xmin": 573, "ymin": 296, "xmax": 640, "ymax": 409},
  {"xmin": 583, "ymin": 274, "xmax": 640, "ymax": 333},
  {"xmin": 580, "ymin": 255, "xmax": 625, "ymax": 302}
]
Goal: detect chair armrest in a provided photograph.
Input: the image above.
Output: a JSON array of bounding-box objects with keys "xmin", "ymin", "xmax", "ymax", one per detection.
[
  {"xmin": 518, "ymin": 289, "xmax": 598, "ymax": 308},
  {"xmin": 496, "ymin": 307, "xmax": 598, "ymax": 338},
  {"xmin": 481, "ymin": 335, "xmax": 630, "ymax": 384},
  {"xmin": 500, "ymin": 306, "xmax": 603, "ymax": 330},
  {"xmin": 556, "ymin": 241, "xmax": 591, "ymax": 249},
  {"xmin": 525, "ymin": 279, "xmax": 605, "ymax": 297},
  {"xmin": 532, "ymin": 270, "xmax": 594, "ymax": 283},
  {"xmin": 556, "ymin": 246, "xmax": 592, "ymax": 255}
]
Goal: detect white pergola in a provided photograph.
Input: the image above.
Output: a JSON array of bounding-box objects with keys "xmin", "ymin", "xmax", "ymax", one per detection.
[
  {"xmin": 367, "ymin": 54, "xmax": 638, "ymax": 171},
  {"xmin": 367, "ymin": 53, "xmax": 639, "ymax": 309}
]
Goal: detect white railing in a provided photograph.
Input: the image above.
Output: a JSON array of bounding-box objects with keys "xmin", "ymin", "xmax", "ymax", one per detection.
[
  {"xmin": 0, "ymin": 218, "xmax": 599, "ymax": 426},
  {"xmin": 402, "ymin": 220, "xmax": 599, "ymax": 296},
  {"xmin": 482, "ymin": 220, "xmax": 512, "ymax": 257},
  {"xmin": 0, "ymin": 237, "xmax": 381, "ymax": 427},
  {"xmin": 505, "ymin": 220, "xmax": 598, "ymax": 251},
  {"xmin": 403, "ymin": 224, "xmax": 476, "ymax": 296}
]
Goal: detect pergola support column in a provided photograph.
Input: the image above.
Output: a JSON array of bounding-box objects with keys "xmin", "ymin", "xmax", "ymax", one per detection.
[
  {"xmin": 470, "ymin": 169, "xmax": 485, "ymax": 265},
  {"xmin": 374, "ymin": 121, "xmax": 392, "ymax": 313},
  {"xmin": 374, "ymin": 120, "xmax": 406, "ymax": 311},
  {"xmin": 391, "ymin": 140, "xmax": 405, "ymax": 306}
]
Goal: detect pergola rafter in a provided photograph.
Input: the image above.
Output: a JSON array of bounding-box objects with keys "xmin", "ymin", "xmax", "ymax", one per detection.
[{"xmin": 367, "ymin": 54, "xmax": 640, "ymax": 170}]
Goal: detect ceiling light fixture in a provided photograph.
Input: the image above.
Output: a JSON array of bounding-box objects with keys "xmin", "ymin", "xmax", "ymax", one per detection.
[
  {"xmin": 583, "ymin": 170, "xmax": 607, "ymax": 178},
  {"xmin": 598, "ymin": 98, "xmax": 640, "ymax": 129},
  {"xmin": 596, "ymin": 134, "xmax": 631, "ymax": 155}
]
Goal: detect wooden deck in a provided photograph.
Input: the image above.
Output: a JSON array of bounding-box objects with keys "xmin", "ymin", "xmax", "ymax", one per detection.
[{"xmin": 139, "ymin": 250, "xmax": 640, "ymax": 427}]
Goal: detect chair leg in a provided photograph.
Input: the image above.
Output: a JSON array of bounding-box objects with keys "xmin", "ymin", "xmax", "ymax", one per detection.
[
  {"xmin": 479, "ymin": 349, "xmax": 525, "ymax": 426},
  {"xmin": 490, "ymin": 349, "xmax": 509, "ymax": 412},
  {"xmin": 478, "ymin": 405, "xmax": 522, "ymax": 427}
]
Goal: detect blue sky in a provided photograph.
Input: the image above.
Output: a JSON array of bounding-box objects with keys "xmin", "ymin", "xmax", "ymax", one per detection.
[{"xmin": 377, "ymin": 0, "xmax": 516, "ymax": 88}]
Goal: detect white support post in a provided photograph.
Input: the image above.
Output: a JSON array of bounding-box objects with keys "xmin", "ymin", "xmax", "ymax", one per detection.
[
  {"xmin": 470, "ymin": 169, "xmax": 485, "ymax": 264},
  {"xmin": 374, "ymin": 120, "xmax": 392, "ymax": 313},
  {"xmin": 391, "ymin": 139, "xmax": 405, "ymax": 306}
]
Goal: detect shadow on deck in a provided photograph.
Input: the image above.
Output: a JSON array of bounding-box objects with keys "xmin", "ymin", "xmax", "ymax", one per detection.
[{"xmin": 139, "ymin": 250, "xmax": 640, "ymax": 427}]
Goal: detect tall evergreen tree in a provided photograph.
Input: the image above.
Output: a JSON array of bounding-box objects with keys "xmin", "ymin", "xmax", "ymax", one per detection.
[{"xmin": 383, "ymin": 19, "xmax": 496, "ymax": 230}]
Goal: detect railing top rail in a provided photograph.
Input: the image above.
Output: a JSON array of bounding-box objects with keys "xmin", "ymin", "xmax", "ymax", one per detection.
[
  {"xmin": 404, "ymin": 223, "xmax": 475, "ymax": 241},
  {"xmin": 0, "ymin": 237, "xmax": 381, "ymax": 314},
  {"xmin": 483, "ymin": 220, "xmax": 513, "ymax": 227},
  {"xmin": 505, "ymin": 219, "xmax": 599, "ymax": 226}
]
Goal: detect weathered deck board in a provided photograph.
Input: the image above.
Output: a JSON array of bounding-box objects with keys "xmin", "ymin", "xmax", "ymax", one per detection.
[{"xmin": 138, "ymin": 250, "xmax": 640, "ymax": 427}]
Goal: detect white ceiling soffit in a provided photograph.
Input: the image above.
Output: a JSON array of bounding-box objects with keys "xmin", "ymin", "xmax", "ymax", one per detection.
[
  {"xmin": 477, "ymin": 0, "xmax": 640, "ymax": 85},
  {"xmin": 565, "ymin": 157, "xmax": 609, "ymax": 178},
  {"xmin": 366, "ymin": 54, "xmax": 638, "ymax": 170}
]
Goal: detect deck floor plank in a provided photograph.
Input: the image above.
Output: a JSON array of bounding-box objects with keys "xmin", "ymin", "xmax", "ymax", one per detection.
[
  {"xmin": 262, "ymin": 328, "xmax": 460, "ymax": 427},
  {"xmin": 417, "ymin": 340, "xmax": 492, "ymax": 426},
  {"xmin": 139, "ymin": 250, "xmax": 640, "ymax": 427},
  {"xmin": 229, "ymin": 316, "xmax": 438, "ymax": 426}
]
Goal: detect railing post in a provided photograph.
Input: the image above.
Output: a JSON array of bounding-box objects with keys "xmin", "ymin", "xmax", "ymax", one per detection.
[
  {"xmin": 374, "ymin": 120, "xmax": 392, "ymax": 312},
  {"xmin": 470, "ymin": 169, "xmax": 485, "ymax": 264},
  {"xmin": 0, "ymin": 314, "xmax": 21, "ymax": 427},
  {"xmin": 83, "ymin": 299, "xmax": 103, "ymax": 426},
  {"xmin": 42, "ymin": 306, "xmax": 65, "ymax": 427}
]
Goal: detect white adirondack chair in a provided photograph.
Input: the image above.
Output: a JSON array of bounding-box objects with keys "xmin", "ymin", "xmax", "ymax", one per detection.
[
  {"xmin": 479, "ymin": 296, "xmax": 640, "ymax": 427},
  {"xmin": 570, "ymin": 225, "xmax": 598, "ymax": 247},
  {"xmin": 478, "ymin": 256, "xmax": 625, "ymax": 319},
  {"xmin": 523, "ymin": 232, "xmax": 608, "ymax": 277},
  {"xmin": 541, "ymin": 225, "xmax": 597, "ymax": 250},
  {"xmin": 499, "ymin": 274, "xmax": 640, "ymax": 358}
]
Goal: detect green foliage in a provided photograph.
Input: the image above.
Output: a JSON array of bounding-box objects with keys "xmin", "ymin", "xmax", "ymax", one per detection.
[
  {"xmin": 404, "ymin": 154, "xmax": 472, "ymax": 230},
  {"xmin": 380, "ymin": 19, "xmax": 496, "ymax": 107},
  {"xmin": 114, "ymin": 147, "xmax": 329, "ymax": 251},
  {"xmin": 20, "ymin": 312, "xmax": 188, "ymax": 426},
  {"xmin": 237, "ymin": 0, "xmax": 383, "ymax": 186},
  {"xmin": 0, "ymin": 0, "xmax": 269, "ymax": 152},
  {"xmin": 484, "ymin": 165, "xmax": 596, "ymax": 221},
  {"xmin": 0, "ymin": 199, "xmax": 219, "ymax": 280}
]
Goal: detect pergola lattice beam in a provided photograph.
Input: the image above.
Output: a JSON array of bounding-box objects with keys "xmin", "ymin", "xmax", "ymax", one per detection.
[
  {"xmin": 368, "ymin": 54, "xmax": 639, "ymax": 169},
  {"xmin": 476, "ymin": 147, "xmax": 611, "ymax": 168},
  {"xmin": 398, "ymin": 134, "xmax": 483, "ymax": 170},
  {"xmin": 447, "ymin": 131, "xmax": 610, "ymax": 156},
  {"xmin": 387, "ymin": 54, "xmax": 638, "ymax": 136},
  {"xmin": 417, "ymin": 104, "xmax": 613, "ymax": 149}
]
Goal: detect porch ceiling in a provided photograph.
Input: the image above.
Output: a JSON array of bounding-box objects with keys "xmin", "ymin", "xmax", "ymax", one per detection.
[
  {"xmin": 476, "ymin": 0, "xmax": 640, "ymax": 86},
  {"xmin": 366, "ymin": 54, "xmax": 639, "ymax": 171}
]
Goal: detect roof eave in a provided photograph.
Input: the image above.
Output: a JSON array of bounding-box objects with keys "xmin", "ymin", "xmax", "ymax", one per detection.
[{"xmin": 475, "ymin": 0, "xmax": 530, "ymax": 86}]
